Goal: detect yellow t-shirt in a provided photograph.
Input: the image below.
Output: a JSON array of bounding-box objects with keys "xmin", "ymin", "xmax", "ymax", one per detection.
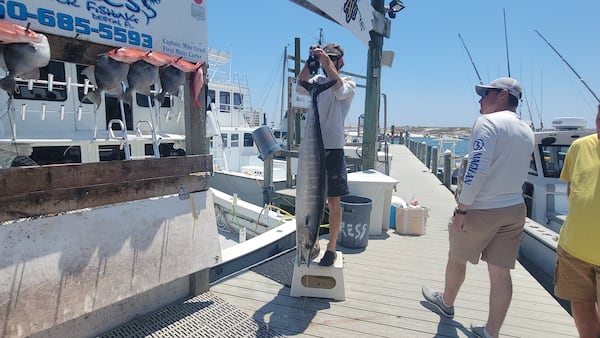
[{"xmin": 558, "ymin": 133, "xmax": 600, "ymax": 265}]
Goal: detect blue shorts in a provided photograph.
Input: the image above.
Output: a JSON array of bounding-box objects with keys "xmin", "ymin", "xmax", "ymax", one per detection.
[{"xmin": 325, "ymin": 149, "xmax": 349, "ymax": 197}]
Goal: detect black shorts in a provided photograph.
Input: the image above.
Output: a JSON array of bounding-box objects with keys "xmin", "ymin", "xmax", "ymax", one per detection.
[{"xmin": 325, "ymin": 149, "xmax": 349, "ymax": 197}]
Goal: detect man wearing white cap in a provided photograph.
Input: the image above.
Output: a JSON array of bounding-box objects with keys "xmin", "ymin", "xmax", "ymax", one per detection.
[{"xmin": 422, "ymin": 77, "xmax": 534, "ymax": 338}]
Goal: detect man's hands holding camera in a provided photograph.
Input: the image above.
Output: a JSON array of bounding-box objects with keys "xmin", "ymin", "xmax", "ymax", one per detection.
[
  {"xmin": 307, "ymin": 45, "xmax": 323, "ymax": 75},
  {"xmin": 301, "ymin": 45, "xmax": 340, "ymax": 88}
]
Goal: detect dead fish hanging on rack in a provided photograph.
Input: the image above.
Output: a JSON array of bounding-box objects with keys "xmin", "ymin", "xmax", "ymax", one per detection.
[
  {"xmin": 122, "ymin": 50, "xmax": 177, "ymax": 106},
  {"xmin": 169, "ymin": 57, "xmax": 204, "ymax": 108},
  {"xmin": 0, "ymin": 22, "xmax": 50, "ymax": 96},
  {"xmin": 81, "ymin": 52, "xmax": 134, "ymax": 108}
]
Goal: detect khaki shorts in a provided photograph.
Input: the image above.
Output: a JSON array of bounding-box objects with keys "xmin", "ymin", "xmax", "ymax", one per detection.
[
  {"xmin": 554, "ymin": 245, "xmax": 600, "ymax": 302},
  {"xmin": 449, "ymin": 204, "xmax": 525, "ymax": 269}
]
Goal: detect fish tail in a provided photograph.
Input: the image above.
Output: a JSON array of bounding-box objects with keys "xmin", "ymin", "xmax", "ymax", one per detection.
[
  {"xmin": 120, "ymin": 89, "xmax": 134, "ymax": 107},
  {"xmin": 0, "ymin": 76, "xmax": 16, "ymax": 95},
  {"xmin": 84, "ymin": 90, "xmax": 102, "ymax": 108},
  {"xmin": 299, "ymin": 79, "xmax": 337, "ymax": 97},
  {"xmin": 155, "ymin": 91, "xmax": 165, "ymax": 104}
]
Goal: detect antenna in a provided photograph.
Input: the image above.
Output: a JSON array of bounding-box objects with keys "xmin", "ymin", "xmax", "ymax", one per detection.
[
  {"xmin": 458, "ymin": 33, "xmax": 483, "ymax": 84},
  {"xmin": 318, "ymin": 28, "xmax": 323, "ymax": 45},
  {"xmin": 503, "ymin": 8, "xmax": 511, "ymax": 77},
  {"xmin": 535, "ymin": 29, "xmax": 600, "ymax": 103}
]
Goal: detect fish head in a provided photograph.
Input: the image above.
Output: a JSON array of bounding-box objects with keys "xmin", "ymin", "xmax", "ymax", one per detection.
[
  {"xmin": 107, "ymin": 47, "xmax": 146, "ymax": 64},
  {"xmin": 296, "ymin": 223, "xmax": 319, "ymax": 266},
  {"xmin": 0, "ymin": 21, "xmax": 43, "ymax": 44},
  {"xmin": 170, "ymin": 57, "xmax": 201, "ymax": 73},
  {"xmin": 144, "ymin": 51, "xmax": 176, "ymax": 66}
]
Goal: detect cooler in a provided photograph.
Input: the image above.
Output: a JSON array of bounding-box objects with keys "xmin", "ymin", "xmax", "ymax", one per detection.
[{"xmin": 347, "ymin": 169, "xmax": 399, "ymax": 235}]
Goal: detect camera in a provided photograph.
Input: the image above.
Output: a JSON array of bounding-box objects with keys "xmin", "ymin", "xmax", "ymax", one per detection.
[{"xmin": 307, "ymin": 53, "xmax": 320, "ymax": 75}]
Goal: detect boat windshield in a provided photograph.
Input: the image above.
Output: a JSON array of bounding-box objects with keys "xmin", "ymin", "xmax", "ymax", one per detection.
[{"xmin": 539, "ymin": 144, "xmax": 569, "ymax": 178}]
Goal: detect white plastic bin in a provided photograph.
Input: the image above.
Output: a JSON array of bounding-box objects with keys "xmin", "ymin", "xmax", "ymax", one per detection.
[{"xmin": 347, "ymin": 169, "xmax": 399, "ymax": 235}]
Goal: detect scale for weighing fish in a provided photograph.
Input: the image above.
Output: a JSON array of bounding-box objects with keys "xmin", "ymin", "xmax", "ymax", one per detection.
[{"xmin": 290, "ymin": 250, "xmax": 345, "ymax": 300}]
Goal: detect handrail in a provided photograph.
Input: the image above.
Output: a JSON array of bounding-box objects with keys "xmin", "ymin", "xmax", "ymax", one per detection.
[{"xmin": 107, "ymin": 118, "xmax": 131, "ymax": 160}]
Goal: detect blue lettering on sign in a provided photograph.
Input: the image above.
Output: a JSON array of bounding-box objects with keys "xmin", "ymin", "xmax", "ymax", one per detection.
[
  {"xmin": 343, "ymin": 0, "xmax": 366, "ymax": 31},
  {"xmin": 464, "ymin": 152, "xmax": 482, "ymax": 185},
  {"xmin": 0, "ymin": 0, "xmax": 155, "ymax": 48},
  {"xmin": 57, "ymin": 0, "xmax": 79, "ymax": 7}
]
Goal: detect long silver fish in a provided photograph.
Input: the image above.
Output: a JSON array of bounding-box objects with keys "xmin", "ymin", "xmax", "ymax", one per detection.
[
  {"xmin": 295, "ymin": 79, "xmax": 337, "ymax": 266},
  {"xmin": 0, "ymin": 33, "xmax": 50, "ymax": 95}
]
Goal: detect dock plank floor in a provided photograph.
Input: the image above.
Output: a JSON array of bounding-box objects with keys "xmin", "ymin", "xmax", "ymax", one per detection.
[{"xmin": 210, "ymin": 144, "xmax": 578, "ymax": 337}]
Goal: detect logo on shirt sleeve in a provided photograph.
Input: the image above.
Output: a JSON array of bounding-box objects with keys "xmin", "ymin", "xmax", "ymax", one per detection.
[{"xmin": 473, "ymin": 139, "xmax": 484, "ymax": 151}]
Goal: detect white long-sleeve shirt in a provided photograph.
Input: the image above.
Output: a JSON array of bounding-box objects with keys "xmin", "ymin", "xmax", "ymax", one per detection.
[
  {"xmin": 459, "ymin": 110, "xmax": 534, "ymax": 209},
  {"xmin": 296, "ymin": 74, "xmax": 356, "ymax": 149}
]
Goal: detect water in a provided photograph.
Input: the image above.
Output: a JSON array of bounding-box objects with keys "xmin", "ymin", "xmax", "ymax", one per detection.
[{"xmin": 393, "ymin": 136, "xmax": 470, "ymax": 158}]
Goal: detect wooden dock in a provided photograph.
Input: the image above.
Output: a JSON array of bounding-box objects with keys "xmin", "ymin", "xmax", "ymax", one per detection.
[
  {"xmin": 208, "ymin": 144, "xmax": 577, "ymax": 337},
  {"xmin": 98, "ymin": 144, "xmax": 577, "ymax": 337}
]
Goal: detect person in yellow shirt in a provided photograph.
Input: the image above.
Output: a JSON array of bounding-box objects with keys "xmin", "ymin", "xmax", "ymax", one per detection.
[{"xmin": 555, "ymin": 104, "xmax": 600, "ymax": 338}]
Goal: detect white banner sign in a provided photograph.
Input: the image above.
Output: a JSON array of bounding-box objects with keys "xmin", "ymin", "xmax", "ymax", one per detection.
[
  {"xmin": 0, "ymin": 0, "xmax": 208, "ymax": 62},
  {"xmin": 304, "ymin": 0, "xmax": 374, "ymax": 47}
]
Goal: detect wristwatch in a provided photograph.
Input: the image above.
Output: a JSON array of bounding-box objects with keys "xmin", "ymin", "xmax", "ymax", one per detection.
[{"xmin": 453, "ymin": 208, "xmax": 467, "ymax": 216}]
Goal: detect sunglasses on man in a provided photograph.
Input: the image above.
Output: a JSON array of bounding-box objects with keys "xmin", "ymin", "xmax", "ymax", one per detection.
[{"xmin": 481, "ymin": 89, "xmax": 503, "ymax": 98}]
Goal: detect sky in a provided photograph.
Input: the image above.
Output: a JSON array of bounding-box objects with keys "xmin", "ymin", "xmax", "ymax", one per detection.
[{"xmin": 207, "ymin": 0, "xmax": 600, "ymax": 129}]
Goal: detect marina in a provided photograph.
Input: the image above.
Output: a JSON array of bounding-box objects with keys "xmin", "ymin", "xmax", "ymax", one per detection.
[
  {"xmin": 1, "ymin": 2, "xmax": 594, "ymax": 337},
  {"xmin": 87, "ymin": 144, "xmax": 575, "ymax": 338}
]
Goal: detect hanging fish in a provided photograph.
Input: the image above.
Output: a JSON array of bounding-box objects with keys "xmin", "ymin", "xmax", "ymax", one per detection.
[
  {"xmin": 122, "ymin": 59, "xmax": 159, "ymax": 107},
  {"xmin": 121, "ymin": 50, "xmax": 178, "ymax": 106},
  {"xmin": 155, "ymin": 64, "xmax": 185, "ymax": 103},
  {"xmin": 0, "ymin": 23, "xmax": 50, "ymax": 95},
  {"xmin": 294, "ymin": 79, "xmax": 337, "ymax": 266},
  {"xmin": 143, "ymin": 51, "xmax": 176, "ymax": 67},
  {"xmin": 107, "ymin": 47, "xmax": 147, "ymax": 64},
  {"xmin": 82, "ymin": 53, "xmax": 131, "ymax": 108},
  {"xmin": 0, "ymin": 21, "xmax": 45, "ymax": 44},
  {"xmin": 170, "ymin": 58, "xmax": 204, "ymax": 108}
]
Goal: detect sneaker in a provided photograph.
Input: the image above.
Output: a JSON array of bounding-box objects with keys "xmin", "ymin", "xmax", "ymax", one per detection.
[
  {"xmin": 421, "ymin": 286, "xmax": 454, "ymax": 318},
  {"xmin": 470, "ymin": 324, "xmax": 492, "ymax": 338},
  {"xmin": 318, "ymin": 250, "xmax": 336, "ymax": 266}
]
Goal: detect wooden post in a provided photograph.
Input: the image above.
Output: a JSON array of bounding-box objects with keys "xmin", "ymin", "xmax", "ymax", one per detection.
[
  {"xmin": 184, "ymin": 66, "xmax": 208, "ymax": 156},
  {"xmin": 183, "ymin": 65, "xmax": 210, "ymax": 296},
  {"xmin": 263, "ymin": 154, "xmax": 274, "ymax": 205},
  {"xmin": 419, "ymin": 142, "xmax": 427, "ymax": 164},
  {"xmin": 425, "ymin": 145, "xmax": 432, "ymax": 169},
  {"xmin": 443, "ymin": 150, "xmax": 452, "ymax": 188},
  {"xmin": 431, "ymin": 146, "xmax": 439, "ymax": 175}
]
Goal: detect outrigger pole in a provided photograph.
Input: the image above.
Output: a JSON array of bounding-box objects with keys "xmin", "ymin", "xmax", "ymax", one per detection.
[
  {"xmin": 458, "ymin": 33, "xmax": 483, "ymax": 85},
  {"xmin": 535, "ymin": 29, "xmax": 600, "ymax": 103}
]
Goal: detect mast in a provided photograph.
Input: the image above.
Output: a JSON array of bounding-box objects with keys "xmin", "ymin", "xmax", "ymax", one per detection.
[{"xmin": 281, "ymin": 46, "xmax": 287, "ymax": 125}]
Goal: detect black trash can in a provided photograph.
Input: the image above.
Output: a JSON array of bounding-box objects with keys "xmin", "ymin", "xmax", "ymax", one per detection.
[{"xmin": 337, "ymin": 195, "xmax": 372, "ymax": 248}]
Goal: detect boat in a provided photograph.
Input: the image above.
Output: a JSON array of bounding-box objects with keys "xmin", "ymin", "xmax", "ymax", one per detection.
[
  {"xmin": 0, "ymin": 45, "xmax": 301, "ymax": 337},
  {"xmin": 518, "ymin": 117, "xmax": 594, "ymax": 308}
]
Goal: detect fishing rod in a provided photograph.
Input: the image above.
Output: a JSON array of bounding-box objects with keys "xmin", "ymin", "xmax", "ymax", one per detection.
[
  {"xmin": 535, "ymin": 29, "xmax": 600, "ymax": 103},
  {"xmin": 458, "ymin": 33, "xmax": 483, "ymax": 85},
  {"xmin": 503, "ymin": 9, "xmax": 511, "ymax": 77}
]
